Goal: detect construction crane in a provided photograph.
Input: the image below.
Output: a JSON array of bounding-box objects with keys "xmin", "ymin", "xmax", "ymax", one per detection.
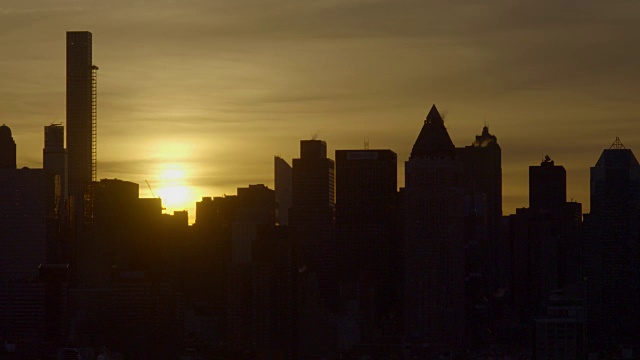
[{"xmin": 145, "ymin": 180, "xmax": 157, "ymax": 198}]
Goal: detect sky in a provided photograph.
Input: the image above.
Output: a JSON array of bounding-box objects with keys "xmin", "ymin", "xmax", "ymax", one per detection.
[{"xmin": 2, "ymin": 0, "xmax": 640, "ymax": 222}]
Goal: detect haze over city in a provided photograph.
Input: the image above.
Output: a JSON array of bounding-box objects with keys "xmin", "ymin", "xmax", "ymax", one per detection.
[{"xmin": 3, "ymin": 0, "xmax": 640, "ymax": 220}]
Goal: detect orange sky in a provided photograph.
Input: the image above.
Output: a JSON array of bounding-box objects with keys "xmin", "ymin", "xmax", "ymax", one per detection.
[{"xmin": 2, "ymin": 0, "xmax": 640, "ymax": 222}]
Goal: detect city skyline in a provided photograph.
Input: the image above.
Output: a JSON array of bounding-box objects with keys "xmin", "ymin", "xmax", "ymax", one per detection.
[{"xmin": 2, "ymin": 1, "xmax": 640, "ymax": 221}]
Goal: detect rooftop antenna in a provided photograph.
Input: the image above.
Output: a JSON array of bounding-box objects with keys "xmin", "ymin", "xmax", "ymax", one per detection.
[
  {"xmin": 610, "ymin": 137, "xmax": 626, "ymax": 149},
  {"xmin": 364, "ymin": 138, "xmax": 370, "ymax": 150}
]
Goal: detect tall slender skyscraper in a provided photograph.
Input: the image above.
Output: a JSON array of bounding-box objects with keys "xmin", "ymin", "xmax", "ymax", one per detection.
[
  {"xmin": 66, "ymin": 31, "xmax": 97, "ymax": 211},
  {"xmin": 456, "ymin": 126, "xmax": 503, "ymax": 348}
]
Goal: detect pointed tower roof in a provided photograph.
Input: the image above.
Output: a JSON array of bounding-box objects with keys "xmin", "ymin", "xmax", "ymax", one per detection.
[
  {"xmin": 410, "ymin": 104, "xmax": 456, "ymax": 158},
  {"xmin": 426, "ymin": 104, "xmax": 444, "ymax": 125}
]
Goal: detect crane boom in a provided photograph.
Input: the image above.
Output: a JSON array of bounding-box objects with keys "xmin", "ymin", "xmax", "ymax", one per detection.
[{"xmin": 145, "ymin": 180, "xmax": 157, "ymax": 198}]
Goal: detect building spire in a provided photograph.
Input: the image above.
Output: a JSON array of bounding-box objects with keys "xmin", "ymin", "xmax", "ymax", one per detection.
[
  {"xmin": 425, "ymin": 104, "xmax": 443, "ymax": 125},
  {"xmin": 410, "ymin": 104, "xmax": 455, "ymax": 158}
]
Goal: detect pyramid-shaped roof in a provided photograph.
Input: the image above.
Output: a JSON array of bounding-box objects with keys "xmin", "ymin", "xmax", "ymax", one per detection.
[
  {"xmin": 594, "ymin": 148, "xmax": 640, "ymax": 169},
  {"xmin": 410, "ymin": 104, "xmax": 456, "ymax": 158}
]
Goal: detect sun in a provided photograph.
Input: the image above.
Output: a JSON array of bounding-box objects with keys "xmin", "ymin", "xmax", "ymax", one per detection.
[
  {"xmin": 153, "ymin": 163, "xmax": 193, "ymax": 210},
  {"xmin": 157, "ymin": 185, "xmax": 190, "ymax": 209}
]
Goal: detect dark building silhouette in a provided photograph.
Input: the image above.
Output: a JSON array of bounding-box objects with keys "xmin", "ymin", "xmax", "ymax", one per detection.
[
  {"xmin": 462, "ymin": 126, "xmax": 502, "ymax": 235},
  {"xmin": 290, "ymin": 139, "xmax": 336, "ymax": 291},
  {"xmin": 534, "ymin": 287, "xmax": 585, "ymax": 359},
  {"xmin": 335, "ymin": 149, "xmax": 400, "ymax": 353},
  {"xmin": 0, "ymin": 168, "xmax": 59, "ymax": 280},
  {"xmin": 289, "ymin": 139, "xmax": 337, "ymax": 357},
  {"xmin": 584, "ymin": 138, "xmax": 640, "ymax": 350},
  {"xmin": 0, "ymin": 167, "xmax": 59, "ymax": 354},
  {"xmin": 456, "ymin": 125, "xmax": 503, "ymax": 348},
  {"xmin": 251, "ymin": 224, "xmax": 296, "ymax": 359},
  {"xmin": 192, "ymin": 186, "xmax": 296, "ymax": 358},
  {"xmin": 68, "ymin": 179, "xmax": 184, "ymax": 357},
  {"xmin": 0, "ymin": 124, "xmax": 17, "ymax": 169},
  {"xmin": 75, "ymin": 179, "xmax": 141, "ymax": 288},
  {"xmin": 39, "ymin": 264, "xmax": 70, "ymax": 347},
  {"xmin": 67, "ymin": 31, "xmax": 98, "ymax": 215},
  {"xmin": 189, "ymin": 195, "xmax": 238, "ymax": 353},
  {"xmin": 502, "ymin": 157, "xmax": 582, "ymax": 353},
  {"xmin": 227, "ymin": 184, "xmax": 276, "ymax": 355},
  {"xmin": 529, "ymin": 157, "xmax": 581, "ymax": 286},
  {"xmin": 509, "ymin": 203, "xmax": 582, "ymax": 322},
  {"xmin": 402, "ymin": 105, "xmax": 466, "ymax": 355},
  {"xmin": 275, "ymin": 155, "xmax": 293, "ymax": 226},
  {"xmin": 44, "ymin": 123, "xmax": 68, "ymax": 210},
  {"xmin": 0, "ymin": 280, "xmax": 46, "ymax": 355},
  {"xmin": 530, "ymin": 156, "xmax": 566, "ymax": 210}
]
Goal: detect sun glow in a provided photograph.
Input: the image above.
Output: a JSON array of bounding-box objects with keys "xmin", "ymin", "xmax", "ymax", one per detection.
[
  {"xmin": 153, "ymin": 163, "xmax": 194, "ymax": 211},
  {"xmin": 157, "ymin": 185, "xmax": 190, "ymax": 209}
]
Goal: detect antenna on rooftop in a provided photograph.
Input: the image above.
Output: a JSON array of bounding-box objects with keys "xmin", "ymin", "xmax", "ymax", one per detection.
[{"xmin": 610, "ymin": 137, "xmax": 626, "ymax": 149}]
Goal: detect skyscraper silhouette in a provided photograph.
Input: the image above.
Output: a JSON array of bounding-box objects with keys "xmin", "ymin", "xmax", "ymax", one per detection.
[
  {"xmin": 529, "ymin": 156, "xmax": 566, "ymax": 211},
  {"xmin": 0, "ymin": 124, "xmax": 16, "ymax": 169},
  {"xmin": 274, "ymin": 156, "xmax": 293, "ymax": 226},
  {"xmin": 66, "ymin": 31, "xmax": 97, "ymax": 213},
  {"xmin": 402, "ymin": 105, "xmax": 465, "ymax": 355},
  {"xmin": 289, "ymin": 139, "xmax": 337, "ymax": 357},
  {"xmin": 584, "ymin": 138, "xmax": 640, "ymax": 349},
  {"xmin": 509, "ymin": 157, "xmax": 582, "ymax": 329},
  {"xmin": 456, "ymin": 126, "xmax": 502, "ymax": 348},
  {"xmin": 0, "ymin": 168, "xmax": 58, "ymax": 280},
  {"xmin": 44, "ymin": 124, "xmax": 68, "ymax": 208},
  {"xmin": 335, "ymin": 149, "xmax": 399, "ymax": 350},
  {"xmin": 290, "ymin": 140, "xmax": 335, "ymax": 284}
]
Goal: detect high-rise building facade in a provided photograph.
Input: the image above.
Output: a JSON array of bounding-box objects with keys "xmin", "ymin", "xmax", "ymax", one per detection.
[
  {"xmin": 44, "ymin": 124, "xmax": 68, "ymax": 207},
  {"xmin": 0, "ymin": 124, "xmax": 16, "ymax": 169},
  {"xmin": 402, "ymin": 105, "xmax": 465, "ymax": 355},
  {"xmin": 66, "ymin": 31, "xmax": 97, "ymax": 210},
  {"xmin": 530, "ymin": 156, "xmax": 566, "ymax": 211},
  {"xmin": 457, "ymin": 126, "xmax": 503, "ymax": 348},
  {"xmin": 275, "ymin": 156, "xmax": 293, "ymax": 226},
  {"xmin": 335, "ymin": 149, "xmax": 399, "ymax": 349},
  {"xmin": 290, "ymin": 139, "xmax": 337, "ymax": 357},
  {"xmin": 290, "ymin": 140, "xmax": 335, "ymax": 279},
  {"xmin": 584, "ymin": 139, "xmax": 640, "ymax": 349},
  {"xmin": 227, "ymin": 184, "xmax": 276, "ymax": 355},
  {"xmin": 503, "ymin": 156, "xmax": 583, "ymax": 351},
  {"xmin": 0, "ymin": 168, "xmax": 58, "ymax": 280}
]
